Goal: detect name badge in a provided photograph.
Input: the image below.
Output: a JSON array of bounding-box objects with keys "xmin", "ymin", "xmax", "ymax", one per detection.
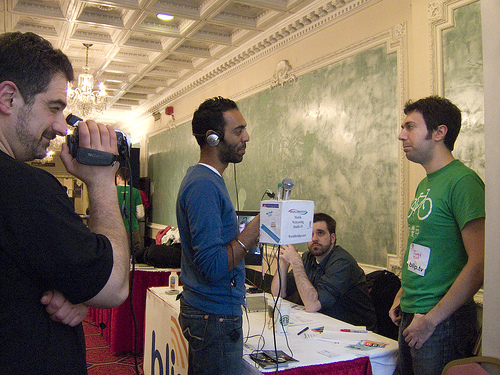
[{"xmin": 407, "ymin": 243, "xmax": 431, "ymax": 276}]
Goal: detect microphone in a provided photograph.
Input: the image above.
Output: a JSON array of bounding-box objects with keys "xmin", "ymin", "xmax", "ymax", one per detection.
[
  {"xmin": 277, "ymin": 182, "xmax": 283, "ymax": 200},
  {"xmin": 282, "ymin": 178, "xmax": 294, "ymax": 200}
]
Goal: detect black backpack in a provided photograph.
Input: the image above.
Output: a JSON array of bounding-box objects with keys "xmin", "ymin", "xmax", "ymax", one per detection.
[
  {"xmin": 366, "ymin": 270, "xmax": 401, "ymax": 340},
  {"xmin": 135, "ymin": 242, "xmax": 182, "ymax": 268}
]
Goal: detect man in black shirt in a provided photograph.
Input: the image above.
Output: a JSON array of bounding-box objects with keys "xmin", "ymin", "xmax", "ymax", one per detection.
[
  {"xmin": 0, "ymin": 32, "xmax": 130, "ymax": 374},
  {"xmin": 271, "ymin": 213, "xmax": 377, "ymax": 330}
]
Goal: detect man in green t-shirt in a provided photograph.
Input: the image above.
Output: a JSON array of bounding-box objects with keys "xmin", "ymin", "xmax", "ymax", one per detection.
[
  {"xmin": 390, "ymin": 96, "xmax": 485, "ymax": 375},
  {"xmin": 116, "ymin": 167, "xmax": 145, "ymax": 258}
]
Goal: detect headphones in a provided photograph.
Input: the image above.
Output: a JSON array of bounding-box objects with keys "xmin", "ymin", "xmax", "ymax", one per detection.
[
  {"xmin": 193, "ymin": 131, "xmax": 223, "ymax": 147},
  {"xmin": 206, "ymin": 131, "xmax": 221, "ymax": 146}
]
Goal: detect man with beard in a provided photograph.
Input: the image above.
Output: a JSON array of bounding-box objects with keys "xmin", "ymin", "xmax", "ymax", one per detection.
[
  {"xmin": 0, "ymin": 32, "xmax": 130, "ymax": 374},
  {"xmin": 176, "ymin": 96, "xmax": 260, "ymax": 374},
  {"xmin": 271, "ymin": 213, "xmax": 377, "ymax": 331}
]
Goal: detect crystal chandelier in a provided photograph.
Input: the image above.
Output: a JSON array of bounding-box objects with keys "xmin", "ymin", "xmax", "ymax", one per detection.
[
  {"xmin": 36, "ymin": 135, "xmax": 67, "ymax": 163},
  {"xmin": 67, "ymin": 43, "xmax": 107, "ymax": 116}
]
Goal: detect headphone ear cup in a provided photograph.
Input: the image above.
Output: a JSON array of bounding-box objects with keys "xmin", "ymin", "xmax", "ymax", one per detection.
[{"xmin": 206, "ymin": 133, "xmax": 220, "ymax": 146}]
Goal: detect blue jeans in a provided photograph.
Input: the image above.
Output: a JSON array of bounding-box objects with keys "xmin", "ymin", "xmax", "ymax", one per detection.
[
  {"xmin": 178, "ymin": 296, "xmax": 243, "ymax": 375},
  {"xmin": 397, "ymin": 300, "xmax": 478, "ymax": 375}
]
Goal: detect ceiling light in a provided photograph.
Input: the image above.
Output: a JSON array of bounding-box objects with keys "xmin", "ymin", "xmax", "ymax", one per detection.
[
  {"xmin": 67, "ymin": 43, "xmax": 107, "ymax": 116},
  {"xmin": 157, "ymin": 13, "xmax": 174, "ymax": 21}
]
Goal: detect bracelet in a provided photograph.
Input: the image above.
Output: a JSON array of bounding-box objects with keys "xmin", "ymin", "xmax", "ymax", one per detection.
[{"xmin": 236, "ymin": 238, "xmax": 248, "ymax": 253}]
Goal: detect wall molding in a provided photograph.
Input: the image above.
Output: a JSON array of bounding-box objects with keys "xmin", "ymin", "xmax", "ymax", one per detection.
[
  {"xmin": 429, "ymin": 0, "xmax": 480, "ymax": 95},
  {"xmin": 145, "ymin": 0, "xmax": 383, "ymax": 117},
  {"xmin": 427, "ymin": 0, "xmax": 484, "ymax": 307}
]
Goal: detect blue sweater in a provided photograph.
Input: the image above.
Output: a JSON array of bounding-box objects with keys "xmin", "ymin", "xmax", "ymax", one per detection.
[{"xmin": 176, "ymin": 164, "xmax": 245, "ymax": 315}]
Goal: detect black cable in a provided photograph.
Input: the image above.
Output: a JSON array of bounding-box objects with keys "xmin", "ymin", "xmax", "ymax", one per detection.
[
  {"xmin": 245, "ymin": 242, "xmax": 295, "ymax": 372},
  {"xmin": 102, "ymin": 309, "xmax": 111, "ymax": 329},
  {"xmin": 261, "ymin": 189, "xmax": 275, "ymax": 201},
  {"xmin": 276, "ymin": 246, "xmax": 294, "ymax": 359},
  {"xmin": 271, "ymin": 246, "xmax": 281, "ymax": 373},
  {"xmin": 84, "ymin": 309, "xmax": 110, "ymax": 329},
  {"xmin": 235, "ymin": 166, "xmax": 290, "ymax": 369},
  {"xmin": 233, "ymin": 163, "xmax": 239, "ymax": 211},
  {"xmin": 269, "ymin": 245, "xmax": 294, "ymax": 373},
  {"xmin": 121, "ymin": 151, "xmax": 140, "ymax": 375}
]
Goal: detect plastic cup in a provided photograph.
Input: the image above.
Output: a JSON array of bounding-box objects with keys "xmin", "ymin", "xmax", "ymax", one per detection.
[
  {"xmin": 266, "ymin": 297, "xmax": 291, "ymax": 334},
  {"xmin": 276, "ymin": 301, "xmax": 290, "ymax": 333}
]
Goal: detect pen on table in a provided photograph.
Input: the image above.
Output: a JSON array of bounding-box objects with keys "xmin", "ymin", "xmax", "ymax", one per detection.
[
  {"xmin": 340, "ymin": 329, "xmax": 368, "ymax": 333},
  {"xmin": 297, "ymin": 327, "xmax": 309, "ymax": 336}
]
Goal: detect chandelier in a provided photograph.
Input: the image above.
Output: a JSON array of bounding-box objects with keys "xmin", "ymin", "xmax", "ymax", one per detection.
[
  {"xmin": 67, "ymin": 43, "xmax": 107, "ymax": 116},
  {"xmin": 36, "ymin": 135, "xmax": 66, "ymax": 163}
]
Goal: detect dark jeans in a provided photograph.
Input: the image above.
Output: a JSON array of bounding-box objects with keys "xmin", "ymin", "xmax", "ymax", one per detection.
[
  {"xmin": 178, "ymin": 296, "xmax": 243, "ymax": 375},
  {"xmin": 397, "ymin": 300, "xmax": 478, "ymax": 375}
]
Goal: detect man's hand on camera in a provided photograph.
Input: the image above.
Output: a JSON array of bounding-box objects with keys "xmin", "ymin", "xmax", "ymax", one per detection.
[{"xmin": 60, "ymin": 120, "xmax": 120, "ymax": 183}]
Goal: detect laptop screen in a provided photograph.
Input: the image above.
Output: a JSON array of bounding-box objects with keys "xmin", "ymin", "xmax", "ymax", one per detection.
[{"xmin": 236, "ymin": 210, "xmax": 262, "ymax": 266}]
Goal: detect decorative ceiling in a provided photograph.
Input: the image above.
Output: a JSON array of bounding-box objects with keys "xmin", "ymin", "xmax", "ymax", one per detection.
[{"xmin": 2, "ymin": 0, "xmax": 370, "ymax": 125}]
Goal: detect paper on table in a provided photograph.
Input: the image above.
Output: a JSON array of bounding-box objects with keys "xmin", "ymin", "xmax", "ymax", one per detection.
[
  {"xmin": 318, "ymin": 348, "xmax": 346, "ymax": 358},
  {"xmin": 243, "ymin": 342, "xmax": 258, "ymax": 355},
  {"xmin": 288, "ymin": 312, "xmax": 320, "ymax": 326},
  {"xmin": 322, "ymin": 324, "xmax": 366, "ymax": 333},
  {"xmin": 303, "ymin": 325, "xmax": 364, "ymax": 345},
  {"xmin": 317, "ymin": 331, "xmax": 360, "ymax": 342},
  {"xmin": 302, "ymin": 331, "xmax": 331, "ymax": 340}
]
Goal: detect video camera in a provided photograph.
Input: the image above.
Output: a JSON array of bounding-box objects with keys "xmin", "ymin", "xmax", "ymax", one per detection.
[{"xmin": 65, "ymin": 114, "xmax": 131, "ymax": 166}]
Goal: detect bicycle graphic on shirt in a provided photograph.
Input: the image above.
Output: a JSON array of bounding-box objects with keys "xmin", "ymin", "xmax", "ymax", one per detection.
[{"xmin": 408, "ymin": 189, "xmax": 432, "ymax": 220}]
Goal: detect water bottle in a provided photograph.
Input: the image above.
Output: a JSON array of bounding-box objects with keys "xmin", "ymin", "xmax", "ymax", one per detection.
[{"xmin": 169, "ymin": 270, "xmax": 178, "ymax": 290}]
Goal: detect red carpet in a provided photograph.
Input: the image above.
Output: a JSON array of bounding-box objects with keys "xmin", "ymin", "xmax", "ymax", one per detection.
[{"xmin": 84, "ymin": 319, "xmax": 144, "ymax": 375}]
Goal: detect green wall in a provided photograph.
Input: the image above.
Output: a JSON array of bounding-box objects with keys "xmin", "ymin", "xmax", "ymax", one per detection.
[
  {"xmin": 149, "ymin": 44, "xmax": 398, "ymax": 267},
  {"xmin": 148, "ymin": 122, "xmax": 197, "ymax": 226},
  {"xmin": 443, "ymin": 0, "xmax": 484, "ymax": 180}
]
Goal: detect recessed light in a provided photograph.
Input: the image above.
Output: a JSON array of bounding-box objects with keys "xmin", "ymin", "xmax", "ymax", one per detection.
[{"xmin": 157, "ymin": 13, "xmax": 174, "ymax": 21}]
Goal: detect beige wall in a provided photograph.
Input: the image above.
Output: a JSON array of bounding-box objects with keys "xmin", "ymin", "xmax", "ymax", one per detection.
[{"xmin": 481, "ymin": 0, "xmax": 500, "ymax": 359}]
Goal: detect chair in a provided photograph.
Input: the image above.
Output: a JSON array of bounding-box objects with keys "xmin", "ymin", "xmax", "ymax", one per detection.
[
  {"xmin": 441, "ymin": 356, "xmax": 500, "ymax": 375},
  {"xmin": 365, "ymin": 269, "xmax": 401, "ymax": 340}
]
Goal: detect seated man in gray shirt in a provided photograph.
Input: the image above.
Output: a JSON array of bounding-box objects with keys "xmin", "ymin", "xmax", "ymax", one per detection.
[{"xmin": 271, "ymin": 213, "xmax": 377, "ymax": 331}]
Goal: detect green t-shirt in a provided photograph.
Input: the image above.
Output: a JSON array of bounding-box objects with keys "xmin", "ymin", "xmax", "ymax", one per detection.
[
  {"xmin": 116, "ymin": 185, "xmax": 142, "ymax": 232},
  {"xmin": 401, "ymin": 160, "xmax": 485, "ymax": 313}
]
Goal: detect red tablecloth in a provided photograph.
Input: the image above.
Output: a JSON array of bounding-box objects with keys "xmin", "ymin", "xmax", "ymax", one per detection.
[
  {"xmin": 88, "ymin": 267, "xmax": 178, "ymax": 354},
  {"xmin": 276, "ymin": 356, "xmax": 372, "ymax": 375}
]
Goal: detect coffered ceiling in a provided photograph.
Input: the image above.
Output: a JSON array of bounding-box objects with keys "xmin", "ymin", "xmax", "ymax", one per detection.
[{"xmin": 2, "ymin": 0, "xmax": 365, "ymax": 125}]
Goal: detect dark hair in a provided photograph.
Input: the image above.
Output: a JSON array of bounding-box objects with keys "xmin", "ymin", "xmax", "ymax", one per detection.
[
  {"xmin": 192, "ymin": 96, "xmax": 238, "ymax": 146},
  {"xmin": 313, "ymin": 213, "xmax": 336, "ymax": 236},
  {"xmin": 0, "ymin": 32, "xmax": 74, "ymax": 105},
  {"xmin": 116, "ymin": 167, "xmax": 130, "ymax": 182},
  {"xmin": 404, "ymin": 96, "xmax": 461, "ymax": 151}
]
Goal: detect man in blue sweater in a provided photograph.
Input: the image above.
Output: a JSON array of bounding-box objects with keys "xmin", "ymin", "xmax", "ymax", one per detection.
[{"xmin": 176, "ymin": 96, "xmax": 260, "ymax": 374}]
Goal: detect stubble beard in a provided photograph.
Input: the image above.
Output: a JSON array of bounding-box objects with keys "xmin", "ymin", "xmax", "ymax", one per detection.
[
  {"xmin": 218, "ymin": 140, "xmax": 245, "ymax": 164},
  {"xmin": 309, "ymin": 242, "xmax": 332, "ymax": 257},
  {"xmin": 15, "ymin": 104, "xmax": 54, "ymax": 161}
]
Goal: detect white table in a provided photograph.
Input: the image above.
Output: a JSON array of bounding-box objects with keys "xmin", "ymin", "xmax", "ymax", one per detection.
[{"xmin": 143, "ymin": 287, "xmax": 397, "ymax": 375}]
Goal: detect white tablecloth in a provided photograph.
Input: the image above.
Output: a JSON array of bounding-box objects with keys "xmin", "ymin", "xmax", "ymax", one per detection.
[{"xmin": 143, "ymin": 287, "xmax": 397, "ymax": 375}]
